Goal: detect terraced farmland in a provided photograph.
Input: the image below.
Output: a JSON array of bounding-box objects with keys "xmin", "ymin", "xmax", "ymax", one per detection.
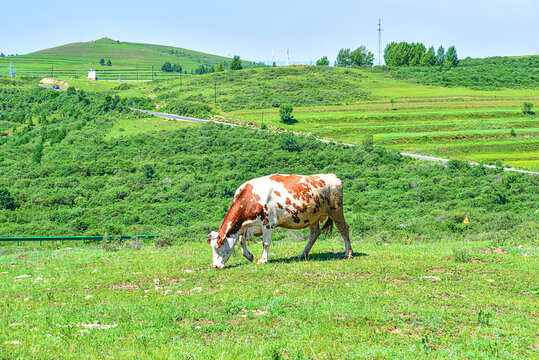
[{"xmin": 228, "ymin": 95, "xmax": 539, "ymax": 170}]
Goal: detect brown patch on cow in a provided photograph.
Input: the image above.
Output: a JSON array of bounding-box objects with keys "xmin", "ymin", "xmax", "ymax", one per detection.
[
  {"xmin": 218, "ymin": 183, "xmax": 264, "ymax": 246},
  {"xmin": 263, "ymin": 243, "xmax": 268, "ymax": 250},
  {"xmin": 269, "ymin": 174, "xmax": 325, "ymax": 202},
  {"xmin": 264, "ymin": 204, "xmax": 268, "ymax": 211},
  {"xmin": 285, "ymin": 198, "xmax": 292, "ymax": 205},
  {"xmin": 274, "ymin": 191, "xmax": 281, "ymax": 197},
  {"xmin": 277, "ymin": 203, "xmax": 283, "ymax": 209}
]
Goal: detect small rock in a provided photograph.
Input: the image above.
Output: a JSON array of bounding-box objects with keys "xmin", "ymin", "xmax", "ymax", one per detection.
[
  {"xmin": 345, "ymin": 283, "xmax": 350, "ymax": 286},
  {"xmin": 23, "ymin": 297, "xmax": 30, "ymax": 302},
  {"xmin": 153, "ymin": 279, "xmax": 160, "ymax": 285},
  {"xmin": 91, "ymin": 269, "xmax": 98, "ymax": 273},
  {"xmin": 85, "ymin": 295, "xmax": 93, "ymax": 299},
  {"xmin": 35, "ymin": 277, "xmax": 43, "ymax": 282},
  {"xmin": 195, "ymin": 326, "xmax": 202, "ymax": 330},
  {"xmin": 518, "ymin": 245, "xmax": 523, "ymax": 249},
  {"xmin": 421, "ymin": 276, "xmax": 441, "ymax": 281},
  {"xmin": 4, "ymin": 341, "xmax": 20, "ymax": 345},
  {"xmin": 164, "ymin": 290, "xmax": 171, "ymax": 295},
  {"xmin": 184, "ymin": 269, "xmax": 194, "ymax": 273},
  {"xmin": 176, "ymin": 290, "xmax": 184, "ymax": 294},
  {"xmin": 191, "ymin": 287, "xmax": 202, "ymax": 293},
  {"xmin": 523, "ymin": 253, "xmax": 532, "ymax": 257},
  {"xmin": 486, "ymin": 279, "xmax": 495, "ymax": 283},
  {"xmin": 15, "ymin": 274, "xmax": 30, "ymax": 279}
]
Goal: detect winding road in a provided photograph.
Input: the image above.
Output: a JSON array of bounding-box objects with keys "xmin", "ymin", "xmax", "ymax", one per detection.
[{"xmin": 131, "ymin": 107, "xmax": 539, "ymax": 176}]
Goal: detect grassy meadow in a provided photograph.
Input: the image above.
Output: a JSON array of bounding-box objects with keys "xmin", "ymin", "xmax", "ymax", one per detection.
[{"xmin": 1, "ymin": 239, "xmax": 537, "ymax": 359}]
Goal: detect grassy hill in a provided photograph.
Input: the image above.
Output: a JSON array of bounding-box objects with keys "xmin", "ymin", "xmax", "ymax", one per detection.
[
  {"xmin": 81, "ymin": 65, "xmax": 539, "ymax": 171},
  {"xmin": 0, "ymin": 38, "xmax": 263, "ymax": 78}
]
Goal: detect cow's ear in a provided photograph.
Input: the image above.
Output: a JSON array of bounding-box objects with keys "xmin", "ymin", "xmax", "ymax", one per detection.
[
  {"xmin": 207, "ymin": 237, "xmax": 212, "ymax": 244},
  {"xmin": 216, "ymin": 237, "xmax": 226, "ymax": 248}
]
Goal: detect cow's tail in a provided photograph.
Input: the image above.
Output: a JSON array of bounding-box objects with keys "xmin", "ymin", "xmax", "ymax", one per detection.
[{"xmin": 321, "ymin": 217, "xmax": 333, "ymax": 235}]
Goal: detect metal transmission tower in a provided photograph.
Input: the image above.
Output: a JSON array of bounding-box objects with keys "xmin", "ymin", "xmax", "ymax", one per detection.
[
  {"xmin": 377, "ymin": 19, "xmax": 383, "ymax": 66},
  {"xmin": 286, "ymin": 48, "xmax": 290, "ymax": 66}
]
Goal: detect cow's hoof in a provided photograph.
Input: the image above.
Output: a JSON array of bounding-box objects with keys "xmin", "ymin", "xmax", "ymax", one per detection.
[
  {"xmin": 247, "ymin": 254, "xmax": 254, "ymax": 262},
  {"xmin": 256, "ymin": 259, "xmax": 267, "ymax": 265}
]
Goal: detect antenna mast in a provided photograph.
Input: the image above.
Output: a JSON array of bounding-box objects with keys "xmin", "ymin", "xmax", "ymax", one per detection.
[{"xmin": 377, "ymin": 18, "xmax": 383, "ymax": 66}]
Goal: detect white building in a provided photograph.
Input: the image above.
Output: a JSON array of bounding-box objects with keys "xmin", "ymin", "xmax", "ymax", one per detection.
[{"xmin": 87, "ymin": 69, "xmax": 97, "ymax": 80}]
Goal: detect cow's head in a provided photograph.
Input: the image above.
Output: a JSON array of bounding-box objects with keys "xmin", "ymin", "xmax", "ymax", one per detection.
[{"xmin": 207, "ymin": 231, "xmax": 236, "ymax": 269}]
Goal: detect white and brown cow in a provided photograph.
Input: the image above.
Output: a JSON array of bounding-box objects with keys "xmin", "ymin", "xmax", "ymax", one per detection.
[{"xmin": 207, "ymin": 173, "xmax": 353, "ymax": 268}]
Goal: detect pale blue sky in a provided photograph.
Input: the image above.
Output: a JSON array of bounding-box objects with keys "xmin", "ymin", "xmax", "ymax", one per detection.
[{"xmin": 3, "ymin": 0, "xmax": 538, "ymax": 64}]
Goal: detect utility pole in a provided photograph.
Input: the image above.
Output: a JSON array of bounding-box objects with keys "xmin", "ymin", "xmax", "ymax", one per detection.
[
  {"xmin": 214, "ymin": 80, "xmax": 217, "ymax": 105},
  {"xmin": 136, "ymin": 66, "xmax": 139, "ymax": 81},
  {"xmin": 418, "ymin": 165, "xmax": 421, "ymax": 207},
  {"xmin": 377, "ymin": 19, "xmax": 383, "ymax": 66},
  {"xmin": 51, "ymin": 65, "xmax": 54, "ymax": 78},
  {"xmin": 151, "ymin": 65, "xmax": 154, "ymax": 81}
]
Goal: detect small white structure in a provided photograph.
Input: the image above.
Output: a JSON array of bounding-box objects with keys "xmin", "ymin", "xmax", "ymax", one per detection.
[{"xmin": 87, "ymin": 69, "xmax": 97, "ymax": 80}]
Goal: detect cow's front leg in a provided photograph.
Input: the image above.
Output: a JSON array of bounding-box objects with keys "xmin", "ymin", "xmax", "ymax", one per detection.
[
  {"xmin": 256, "ymin": 228, "xmax": 274, "ymax": 265},
  {"xmin": 240, "ymin": 235, "xmax": 254, "ymax": 262}
]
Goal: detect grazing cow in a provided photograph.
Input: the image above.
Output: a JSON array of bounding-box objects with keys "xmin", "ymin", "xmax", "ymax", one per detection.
[{"xmin": 207, "ymin": 174, "xmax": 353, "ymax": 269}]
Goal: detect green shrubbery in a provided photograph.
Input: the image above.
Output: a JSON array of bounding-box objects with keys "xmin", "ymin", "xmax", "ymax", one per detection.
[{"xmin": 0, "ymin": 80, "xmax": 537, "ymax": 246}]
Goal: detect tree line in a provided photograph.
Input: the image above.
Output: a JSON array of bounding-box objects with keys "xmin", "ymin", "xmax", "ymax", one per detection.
[{"xmin": 384, "ymin": 42, "xmax": 458, "ymax": 67}]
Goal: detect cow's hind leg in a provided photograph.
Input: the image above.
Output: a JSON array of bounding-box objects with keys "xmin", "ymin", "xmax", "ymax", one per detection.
[
  {"xmin": 257, "ymin": 228, "xmax": 274, "ymax": 265},
  {"xmin": 298, "ymin": 223, "xmax": 321, "ymax": 260},
  {"xmin": 330, "ymin": 211, "xmax": 353, "ymax": 259},
  {"xmin": 240, "ymin": 235, "xmax": 254, "ymax": 262}
]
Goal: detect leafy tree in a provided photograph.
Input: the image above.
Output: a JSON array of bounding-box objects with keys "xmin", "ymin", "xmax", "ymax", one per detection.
[
  {"xmin": 195, "ymin": 64, "xmax": 215, "ymax": 75},
  {"xmin": 172, "ymin": 63, "xmax": 182, "ymax": 73},
  {"xmin": 522, "ymin": 102, "xmax": 533, "ymax": 114},
  {"xmin": 362, "ymin": 133, "xmax": 374, "ymax": 151},
  {"xmin": 0, "ymin": 53, "xmax": 5, "ymax": 57},
  {"xmin": 216, "ymin": 62, "xmax": 224, "ymax": 72},
  {"xmin": 436, "ymin": 46, "xmax": 445, "ymax": 65},
  {"xmin": 351, "ymin": 46, "xmax": 374, "ymax": 66},
  {"xmin": 161, "ymin": 61, "xmax": 172, "ymax": 72},
  {"xmin": 272, "ymin": 61, "xmax": 276, "ymax": 67},
  {"xmin": 336, "ymin": 48, "xmax": 352, "ymax": 67},
  {"xmin": 444, "ymin": 46, "xmax": 459, "ymax": 67},
  {"xmin": 230, "ymin": 56, "xmax": 243, "ymax": 70},
  {"xmin": 421, "ymin": 46, "xmax": 436, "ymax": 66},
  {"xmin": 409, "ymin": 43, "xmax": 426, "ymax": 66},
  {"xmin": 0, "ymin": 189, "xmax": 16, "ymax": 210},
  {"xmin": 316, "ymin": 56, "xmax": 329, "ymax": 66},
  {"xmin": 143, "ymin": 164, "xmax": 155, "ymax": 180},
  {"xmin": 279, "ymin": 104, "xmax": 294, "ymax": 123},
  {"xmin": 99, "ymin": 58, "xmax": 105, "ymax": 66},
  {"xmin": 33, "ymin": 142, "xmax": 43, "ymax": 163},
  {"xmin": 280, "ymin": 132, "xmax": 300, "ymax": 152},
  {"xmin": 384, "ymin": 42, "xmax": 413, "ymax": 67},
  {"xmin": 107, "ymin": 59, "xmax": 112, "ymax": 66},
  {"xmin": 67, "ymin": 86, "xmax": 76, "ymax": 94}
]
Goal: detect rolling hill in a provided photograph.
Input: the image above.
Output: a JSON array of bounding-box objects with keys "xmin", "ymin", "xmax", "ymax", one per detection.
[{"xmin": 0, "ymin": 37, "xmax": 263, "ymax": 78}]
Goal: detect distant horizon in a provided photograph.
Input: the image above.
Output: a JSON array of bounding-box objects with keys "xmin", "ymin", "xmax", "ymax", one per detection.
[
  {"xmin": 2, "ymin": 36, "xmax": 536, "ymax": 67},
  {"xmin": 2, "ymin": 1, "xmax": 538, "ymax": 64}
]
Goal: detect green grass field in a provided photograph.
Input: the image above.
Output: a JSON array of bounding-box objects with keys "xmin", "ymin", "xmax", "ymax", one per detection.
[{"xmin": 0, "ymin": 239, "xmax": 537, "ymax": 359}]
